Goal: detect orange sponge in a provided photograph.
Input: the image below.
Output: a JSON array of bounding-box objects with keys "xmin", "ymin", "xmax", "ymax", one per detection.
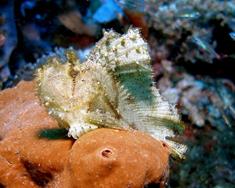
[{"xmin": 0, "ymin": 81, "xmax": 169, "ymax": 188}]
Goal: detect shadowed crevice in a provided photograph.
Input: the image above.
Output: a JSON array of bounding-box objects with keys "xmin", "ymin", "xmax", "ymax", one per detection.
[
  {"xmin": 144, "ymin": 182, "xmax": 160, "ymax": 188},
  {"xmin": 22, "ymin": 160, "xmax": 53, "ymax": 187}
]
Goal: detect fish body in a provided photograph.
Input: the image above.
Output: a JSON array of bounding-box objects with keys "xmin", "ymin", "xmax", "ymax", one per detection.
[{"xmin": 36, "ymin": 29, "xmax": 186, "ymax": 158}]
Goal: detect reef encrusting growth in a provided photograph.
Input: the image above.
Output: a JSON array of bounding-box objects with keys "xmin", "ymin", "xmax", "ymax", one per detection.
[
  {"xmin": 36, "ymin": 29, "xmax": 186, "ymax": 158},
  {"xmin": 0, "ymin": 81, "xmax": 170, "ymax": 188}
]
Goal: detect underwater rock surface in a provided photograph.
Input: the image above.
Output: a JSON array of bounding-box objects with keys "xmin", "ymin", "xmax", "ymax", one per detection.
[{"xmin": 0, "ymin": 81, "xmax": 169, "ymax": 188}]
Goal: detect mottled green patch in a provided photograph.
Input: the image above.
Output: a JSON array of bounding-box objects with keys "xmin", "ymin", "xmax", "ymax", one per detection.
[
  {"xmin": 136, "ymin": 48, "xmax": 141, "ymax": 54},
  {"xmin": 38, "ymin": 128, "xmax": 68, "ymax": 140},
  {"xmin": 121, "ymin": 39, "xmax": 126, "ymax": 46},
  {"xmin": 148, "ymin": 117, "xmax": 185, "ymax": 134},
  {"xmin": 105, "ymin": 39, "xmax": 110, "ymax": 47},
  {"xmin": 115, "ymin": 64, "xmax": 153, "ymax": 103}
]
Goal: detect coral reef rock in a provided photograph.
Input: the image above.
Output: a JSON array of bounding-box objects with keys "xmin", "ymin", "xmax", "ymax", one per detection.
[{"xmin": 0, "ymin": 81, "xmax": 169, "ymax": 188}]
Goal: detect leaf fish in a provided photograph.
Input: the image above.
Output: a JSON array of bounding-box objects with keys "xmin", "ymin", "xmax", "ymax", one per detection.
[{"xmin": 36, "ymin": 28, "xmax": 187, "ymax": 159}]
